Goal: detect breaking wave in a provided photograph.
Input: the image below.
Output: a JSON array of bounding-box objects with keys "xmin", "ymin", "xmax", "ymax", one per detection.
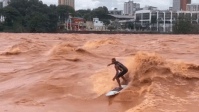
[
  {"xmin": 84, "ymin": 38, "xmax": 120, "ymax": 48},
  {"xmin": 90, "ymin": 52, "xmax": 199, "ymax": 112},
  {"xmin": 48, "ymin": 42, "xmax": 93, "ymax": 56},
  {"xmin": 1, "ymin": 39, "xmax": 46, "ymax": 55}
]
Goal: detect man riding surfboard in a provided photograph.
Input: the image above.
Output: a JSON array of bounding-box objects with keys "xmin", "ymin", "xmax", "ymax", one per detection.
[{"xmin": 108, "ymin": 58, "xmax": 128, "ymax": 89}]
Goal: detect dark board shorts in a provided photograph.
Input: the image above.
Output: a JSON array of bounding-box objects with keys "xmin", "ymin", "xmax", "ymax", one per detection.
[{"xmin": 117, "ymin": 69, "xmax": 128, "ymax": 78}]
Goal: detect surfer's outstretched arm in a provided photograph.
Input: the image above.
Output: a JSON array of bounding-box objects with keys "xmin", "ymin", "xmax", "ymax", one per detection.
[{"xmin": 107, "ymin": 63, "xmax": 113, "ymax": 66}]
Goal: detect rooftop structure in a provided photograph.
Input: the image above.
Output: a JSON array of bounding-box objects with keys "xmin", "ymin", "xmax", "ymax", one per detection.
[
  {"xmin": 187, "ymin": 4, "xmax": 199, "ymax": 11},
  {"xmin": 58, "ymin": 0, "xmax": 75, "ymax": 9},
  {"xmin": 109, "ymin": 8, "xmax": 123, "ymax": 15}
]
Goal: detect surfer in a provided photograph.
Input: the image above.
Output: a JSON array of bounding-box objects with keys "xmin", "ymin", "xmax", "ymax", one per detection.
[{"xmin": 107, "ymin": 58, "xmax": 128, "ymax": 89}]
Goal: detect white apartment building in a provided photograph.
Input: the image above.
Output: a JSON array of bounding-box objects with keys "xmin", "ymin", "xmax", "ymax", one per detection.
[
  {"xmin": 124, "ymin": 0, "xmax": 140, "ymax": 16},
  {"xmin": 135, "ymin": 10, "xmax": 199, "ymax": 32},
  {"xmin": 187, "ymin": 4, "xmax": 199, "ymax": 11},
  {"xmin": 93, "ymin": 18, "xmax": 105, "ymax": 31}
]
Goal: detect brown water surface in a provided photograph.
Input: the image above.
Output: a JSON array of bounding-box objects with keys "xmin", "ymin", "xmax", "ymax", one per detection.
[{"xmin": 0, "ymin": 33, "xmax": 199, "ymax": 112}]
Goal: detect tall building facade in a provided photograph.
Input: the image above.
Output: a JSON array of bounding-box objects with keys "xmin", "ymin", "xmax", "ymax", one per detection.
[
  {"xmin": 124, "ymin": 0, "xmax": 140, "ymax": 16},
  {"xmin": 181, "ymin": 0, "xmax": 191, "ymax": 10},
  {"xmin": 173, "ymin": 0, "xmax": 191, "ymax": 11},
  {"xmin": 58, "ymin": 0, "xmax": 75, "ymax": 9}
]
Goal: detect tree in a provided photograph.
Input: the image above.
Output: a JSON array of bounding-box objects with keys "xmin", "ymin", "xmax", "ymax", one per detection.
[
  {"xmin": 26, "ymin": 12, "xmax": 49, "ymax": 32},
  {"xmin": 102, "ymin": 19, "xmax": 110, "ymax": 26},
  {"xmin": 173, "ymin": 16, "xmax": 192, "ymax": 34},
  {"xmin": 75, "ymin": 9, "xmax": 91, "ymax": 18},
  {"xmin": 92, "ymin": 6, "xmax": 108, "ymax": 15},
  {"xmin": 75, "ymin": 6, "xmax": 109, "ymax": 21},
  {"xmin": 111, "ymin": 19, "xmax": 121, "ymax": 30},
  {"xmin": 83, "ymin": 13, "xmax": 91, "ymax": 21},
  {"xmin": 0, "ymin": 7, "xmax": 21, "ymax": 26},
  {"xmin": 57, "ymin": 5, "xmax": 75, "ymax": 23},
  {"xmin": 107, "ymin": 25, "xmax": 115, "ymax": 32},
  {"xmin": 125, "ymin": 22, "xmax": 134, "ymax": 29},
  {"xmin": 0, "ymin": 0, "xmax": 61, "ymax": 32}
]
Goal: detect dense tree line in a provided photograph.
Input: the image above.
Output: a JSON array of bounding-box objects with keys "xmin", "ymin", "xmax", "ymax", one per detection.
[
  {"xmin": 0, "ymin": 0, "xmax": 109, "ymax": 32},
  {"xmin": 173, "ymin": 16, "xmax": 199, "ymax": 34},
  {"xmin": 75, "ymin": 6, "xmax": 110, "ymax": 26},
  {"xmin": 0, "ymin": 0, "xmax": 75, "ymax": 32},
  {"xmin": 173, "ymin": 16, "xmax": 192, "ymax": 34},
  {"xmin": 1, "ymin": 0, "xmax": 199, "ymax": 34},
  {"xmin": 75, "ymin": 6, "xmax": 108, "ymax": 21}
]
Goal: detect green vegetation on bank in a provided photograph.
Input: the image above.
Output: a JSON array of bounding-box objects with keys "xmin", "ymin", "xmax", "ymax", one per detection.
[
  {"xmin": 0, "ymin": 0, "xmax": 198, "ymax": 34},
  {"xmin": 173, "ymin": 16, "xmax": 199, "ymax": 34},
  {"xmin": 75, "ymin": 6, "xmax": 110, "ymax": 26},
  {"xmin": 0, "ymin": 0, "xmax": 75, "ymax": 32},
  {"xmin": 0, "ymin": 0, "xmax": 109, "ymax": 33},
  {"xmin": 173, "ymin": 16, "xmax": 192, "ymax": 34},
  {"xmin": 75, "ymin": 6, "xmax": 108, "ymax": 21}
]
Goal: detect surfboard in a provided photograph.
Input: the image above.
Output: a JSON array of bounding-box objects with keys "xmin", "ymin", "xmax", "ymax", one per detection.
[{"xmin": 106, "ymin": 85, "xmax": 127, "ymax": 97}]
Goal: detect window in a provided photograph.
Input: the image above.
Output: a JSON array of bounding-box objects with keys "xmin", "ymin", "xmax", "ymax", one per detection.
[
  {"xmin": 185, "ymin": 13, "xmax": 191, "ymax": 19},
  {"xmin": 192, "ymin": 13, "xmax": 197, "ymax": 20},
  {"xmin": 136, "ymin": 14, "xmax": 141, "ymax": 21},
  {"xmin": 143, "ymin": 13, "xmax": 150, "ymax": 20},
  {"xmin": 166, "ymin": 13, "xmax": 171, "ymax": 19}
]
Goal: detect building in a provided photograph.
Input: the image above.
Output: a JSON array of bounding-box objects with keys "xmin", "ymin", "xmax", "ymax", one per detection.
[
  {"xmin": 85, "ymin": 21, "xmax": 94, "ymax": 31},
  {"xmin": 93, "ymin": 18, "xmax": 106, "ymax": 31},
  {"xmin": 0, "ymin": 0, "xmax": 10, "ymax": 9},
  {"xmin": 0, "ymin": 0, "xmax": 11, "ymax": 22},
  {"xmin": 135, "ymin": 9, "xmax": 199, "ymax": 32},
  {"xmin": 109, "ymin": 8, "xmax": 123, "ymax": 15},
  {"xmin": 124, "ymin": 0, "xmax": 140, "ymax": 16},
  {"xmin": 181, "ymin": 0, "xmax": 191, "ymax": 10},
  {"xmin": 58, "ymin": 0, "xmax": 75, "ymax": 9},
  {"xmin": 143, "ymin": 6, "xmax": 158, "ymax": 10},
  {"xmin": 173, "ymin": 0, "xmax": 181, "ymax": 11},
  {"xmin": 108, "ymin": 15, "xmax": 134, "ymax": 20},
  {"xmin": 173, "ymin": 0, "xmax": 191, "ymax": 11},
  {"xmin": 3, "ymin": 0, "xmax": 10, "ymax": 7},
  {"xmin": 187, "ymin": 4, "xmax": 199, "ymax": 11},
  {"xmin": 169, "ymin": 7, "xmax": 173, "ymax": 11},
  {"xmin": 65, "ymin": 16, "xmax": 86, "ymax": 31},
  {"xmin": 64, "ymin": 17, "xmax": 106, "ymax": 31}
]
